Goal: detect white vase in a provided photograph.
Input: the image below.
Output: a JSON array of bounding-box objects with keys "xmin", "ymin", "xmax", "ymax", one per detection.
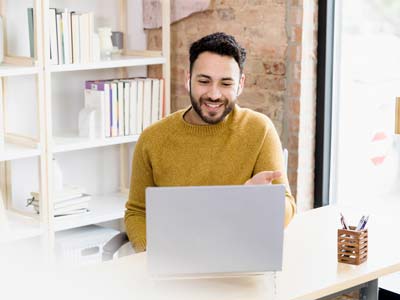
[{"xmin": 98, "ymin": 27, "xmax": 113, "ymax": 59}]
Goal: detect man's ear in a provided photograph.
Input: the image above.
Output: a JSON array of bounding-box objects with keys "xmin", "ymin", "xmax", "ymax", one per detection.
[
  {"xmin": 185, "ymin": 71, "xmax": 191, "ymax": 92},
  {"xmin": 237, "ymin": 73, "xmax": 246, "ymax": 96}
]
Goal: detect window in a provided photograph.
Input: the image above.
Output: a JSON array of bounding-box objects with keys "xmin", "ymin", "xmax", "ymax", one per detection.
[{"xmin": 330, "ymin": 0, "xmax": 400, "ymax": 206}]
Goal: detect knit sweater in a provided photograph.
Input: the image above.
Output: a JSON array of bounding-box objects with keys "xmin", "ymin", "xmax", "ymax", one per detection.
[{"xmin": 124, "ymin": 105, "xmax": 296, "ymax": 252}]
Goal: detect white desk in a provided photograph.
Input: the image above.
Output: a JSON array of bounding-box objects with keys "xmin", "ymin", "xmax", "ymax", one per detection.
[{"xmin": 3, "ymin": 205, "xmax": 400, "ymax": 300}]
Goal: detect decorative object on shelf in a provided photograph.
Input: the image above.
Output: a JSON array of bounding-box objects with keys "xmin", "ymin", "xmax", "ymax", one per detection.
[
  {"xmin": 98, "ymin": 27, "xmax": 113, "ymax": 59},
  {"xmin": 78, "ymin": 107, "xmax": 96, "ymax": 139},
  {"xmin": 53, "ymin": 158, "xmax": 63, "ymax": 191},
  {"xmin": 111, "ymin": 31, "xmax": 123, "ymax": 55}
]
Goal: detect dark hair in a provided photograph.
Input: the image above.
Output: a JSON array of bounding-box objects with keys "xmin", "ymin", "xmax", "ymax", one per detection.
[{"xmin": 189, "ymin": 32, "xmax": 247, "ymax": 74}]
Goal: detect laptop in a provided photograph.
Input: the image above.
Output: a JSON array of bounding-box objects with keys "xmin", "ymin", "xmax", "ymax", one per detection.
[{"xmin": 146, "ymin": 184, "xmax": 286, "ymax": 278}]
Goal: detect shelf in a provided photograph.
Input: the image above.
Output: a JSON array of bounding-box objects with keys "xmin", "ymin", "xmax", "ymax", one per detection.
[
  {"xmin": 0, "ymin": 211, "xmax": 42, "ymax": 243},
  {"xmin": 53, "ymin": 134, "xmax": 140, "ymax": 153},
  {"xmin": 54, "ymin": 192, "xmax": 127, "ymax": 231},
  {"xmin": 0, "ymin": 142, "xmax": 41, "ymax": 161},
  {"xmin": 0, "ymin": 63, "xmax": 39, "ymax": 77},
  {"xmin": 49, "ymin": 55, "xmax": 166, "ymax": 73}
]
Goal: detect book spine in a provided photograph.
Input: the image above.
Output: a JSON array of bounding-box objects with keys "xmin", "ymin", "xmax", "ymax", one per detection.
[
  {"xmin": 136, "ymin": 80, "xmax": 144, "ymax": 134},
  {"xmin": 151, "ymin": 79, "xmax": 160, "ymax": 124},
  {"xmin": 142, "ymin": 79, "xmax": 152, "ymax": 130},
  {"xmin": 129, "ymin": 80, "xmax": 138, "ymax": 135},
  {"xmin": 110, "ymin": 82, "xmax": 118, "ymax": 137},
  {"xmin": 123, "ymin": 81, "xmax": 131, "ymax": 136},
  {"xmin": 117, "ymin": 81, "xmax": 124, "ymax": 136},
  {"xmin": 49, "ymin": 8, "xmax": 58, "ymax": 65},
  {"xmin": 27, "ymin": 8, "xmax": 35, "ymax": 58}
]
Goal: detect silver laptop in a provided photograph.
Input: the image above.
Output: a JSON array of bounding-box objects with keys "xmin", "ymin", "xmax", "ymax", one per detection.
[{"xmin": 146, "ymin": 184, "xmax": 286, "ymax": 278}]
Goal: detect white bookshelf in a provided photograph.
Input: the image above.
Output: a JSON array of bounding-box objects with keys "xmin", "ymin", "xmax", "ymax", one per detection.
[
  {"xmin": 54, "ymin": 192, "xmax": 127, "ymax": 231},
  {"xmin": 0, "ymin": 0, "xmax": 171, "ymax": 251},
  {"xmin": 0, "ymin": 143, "xmax": 41, "ymax": 161},
  {"xmin": 53, "ymin": 134, "xmax": 140, "ymax": 153}
]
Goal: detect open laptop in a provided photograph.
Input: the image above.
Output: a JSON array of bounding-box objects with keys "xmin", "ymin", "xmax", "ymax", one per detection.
[{"xmin": 146, "ymin": 184, "xmax": 286, "ymax": 278}]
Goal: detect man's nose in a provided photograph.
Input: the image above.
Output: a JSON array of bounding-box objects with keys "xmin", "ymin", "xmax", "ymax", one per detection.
[{"xmin": 207, "ymin": 85, "xmax": 222, "ymax": 100}]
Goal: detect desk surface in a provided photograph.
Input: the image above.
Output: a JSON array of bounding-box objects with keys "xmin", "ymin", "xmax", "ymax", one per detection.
[{"xmin": 3, "ymin": 205, "xmax": 400, "ymax": 300}]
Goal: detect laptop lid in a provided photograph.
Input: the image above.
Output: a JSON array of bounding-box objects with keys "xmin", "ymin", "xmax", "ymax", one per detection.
[{"xmin": 146, "ymin": 184, "xmax": 285, "ymax": 277}]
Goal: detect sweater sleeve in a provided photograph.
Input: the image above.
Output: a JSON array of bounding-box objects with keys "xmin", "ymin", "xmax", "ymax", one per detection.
[
  {"xmin": 124, "ymin": 136, "xmax": 154, "ymax": 252},
  {"xmin": 253, "ymin": 119, "xmax": 296, "ymax": 227}
]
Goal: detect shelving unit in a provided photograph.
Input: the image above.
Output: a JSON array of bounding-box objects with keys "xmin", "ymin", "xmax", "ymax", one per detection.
[
  {"xmin": 0, "ymin": 0, "xmax": 171, "ymax": 255},
  {"xmin": 53, "ymin": 134, "xmax": 140, "ymax": 153},
  {"xmin": 0, "ymin": 143, "xmax": 41, "ymax": 161},
  {"xmin": 49, "ymin": 54, "xmax": 166, "ymax": 73}
]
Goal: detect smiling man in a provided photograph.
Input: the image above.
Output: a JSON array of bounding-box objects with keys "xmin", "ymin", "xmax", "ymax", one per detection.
[{"xmin": 124, "ymin": 32, "xmax": 296, "ymax": 252}]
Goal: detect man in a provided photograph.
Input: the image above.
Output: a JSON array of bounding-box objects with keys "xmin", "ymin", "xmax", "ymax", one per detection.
[{"xmin": 125, "ymin": 32, "xmax": 296, "ymax": 252}]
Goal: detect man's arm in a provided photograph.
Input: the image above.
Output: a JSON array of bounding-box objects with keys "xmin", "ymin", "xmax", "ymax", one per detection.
[
  {"xmin": 247, "ymin": 119, "xmax": 296, "ymax": 227},
  {"xmin": 124, "ymin": 137, "xmax": 154, "ymax": 252}
]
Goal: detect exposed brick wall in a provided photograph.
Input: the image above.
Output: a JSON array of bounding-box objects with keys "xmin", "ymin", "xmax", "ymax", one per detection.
[{"xmin": 147, "ymin": 0, "xmax": 318, "ymax": 209}]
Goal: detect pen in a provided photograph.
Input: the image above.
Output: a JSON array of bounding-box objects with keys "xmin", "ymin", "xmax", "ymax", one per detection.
[
  {"xmin": 340, "ymin": 213, "xmax": 348, "ymax": 230},
  {"xmin": 360, "ymin": 215, "xmax": 369, "ymax": 230},
  {"xmin": 356, "ymin": 215, "xmax": 366, "ymax": 231}
]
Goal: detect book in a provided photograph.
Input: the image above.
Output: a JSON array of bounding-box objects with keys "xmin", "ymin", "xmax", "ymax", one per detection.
[
  {"xmin": 110, "ymin": 81, "xmax": 118, "ymax": 137},
  {"xmin": 27, "ymin": 8, "xmax": 34, "ymax": 58},
  {"xmin": 31, "ymin": 194, "xmax": 91, "ymax": 210},
  {"xmin": 61, "ymin": 9, "xmax": 72, "ymax": 64},
  {"xmin": 151, "ymin": 79, "xmax": 160, "ymax": 124},
  {"xmin": 129, "ymin": 80, "xmax": 138, "ymax": 135},
  {"xmin": 117, "ymin": 81, "xmax": 124, "ymax": 136},
  {"xmin": 87, "ymin": 12, "xmax": 94, "ymax": 62},
  {"xmin": 123, "ymin": 81, "xmax": 131, "ymax": 136},
  {"xmin": 54, "ymin": 208, "xmax": 90, "ymax": 217},
  {"xmin": 49, "ymin": 8, "xmax": 58, "ymax": 65},
  {"xmin": 56, "ymin": 12, "xmax": 63, "ymax": 64},
  {"xmin": 136, "ymin": 79, "xmax": 144, "ymax": 133},
  {"xmin": 30, "ymin": 185, "xmax": 85, "ymax": 203},
  {"xmin": 142, "ymin": 78, "xmax": 153, "ymax": 130},
  {"xmin": 71, "ymin": 12, "xmax": 80, "ymax": 64},
  {"xmin": 78, "ymin": 12, "xmax": 92, "ymax": 63}
]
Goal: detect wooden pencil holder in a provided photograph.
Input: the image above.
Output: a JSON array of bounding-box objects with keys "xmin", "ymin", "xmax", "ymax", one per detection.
[{"xmin": 337, "ymin": 226, "xmax": 368, "ymax": 265}]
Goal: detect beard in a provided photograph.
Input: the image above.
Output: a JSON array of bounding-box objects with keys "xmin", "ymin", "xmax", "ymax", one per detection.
[{"xmin": 189, "ymin": 90, "xmax": 235, "ymax": 125}]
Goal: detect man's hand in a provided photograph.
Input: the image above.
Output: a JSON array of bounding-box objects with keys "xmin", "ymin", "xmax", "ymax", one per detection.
[{"xmin": 244, "ymin": 171, "xmax": 282, "ymax": 185}]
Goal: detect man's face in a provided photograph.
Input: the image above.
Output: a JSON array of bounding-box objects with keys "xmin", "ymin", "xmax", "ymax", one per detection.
[{"xmin": 187, "ymin": 51, "xmax": 245, "ymax": 125}]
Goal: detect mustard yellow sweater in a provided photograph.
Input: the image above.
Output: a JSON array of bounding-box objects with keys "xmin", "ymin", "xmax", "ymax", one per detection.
[{"xmin": 125, "ymin": 105, "xmax": 296, "ymax": 252}]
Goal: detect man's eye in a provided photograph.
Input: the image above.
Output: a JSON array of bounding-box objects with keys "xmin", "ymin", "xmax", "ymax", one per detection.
[
  {"xmin": 222, "ymin": 83, "xmax": 233, "ymax": 86},
  {"xmin": 198, "ymin": 80, "xmax": 209, "ymax": 84}
]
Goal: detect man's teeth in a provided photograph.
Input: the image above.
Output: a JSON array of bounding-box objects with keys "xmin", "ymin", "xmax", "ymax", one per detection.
[{"xmin": 205, "ymin": 103, "xmax": 222, "ymax": 108}]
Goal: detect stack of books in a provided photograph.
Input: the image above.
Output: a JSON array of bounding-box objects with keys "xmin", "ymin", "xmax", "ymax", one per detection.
[
  {"xmin": 28, "ymin": 7, "xmax": 97, "ymax": 64},
  {"xmin": 29, "ymin": 186, "xmax": 91, "ymax": 217},
  {"xmin": 84, "ymin": 77, "xmax": 165, "ymax": 138}
]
